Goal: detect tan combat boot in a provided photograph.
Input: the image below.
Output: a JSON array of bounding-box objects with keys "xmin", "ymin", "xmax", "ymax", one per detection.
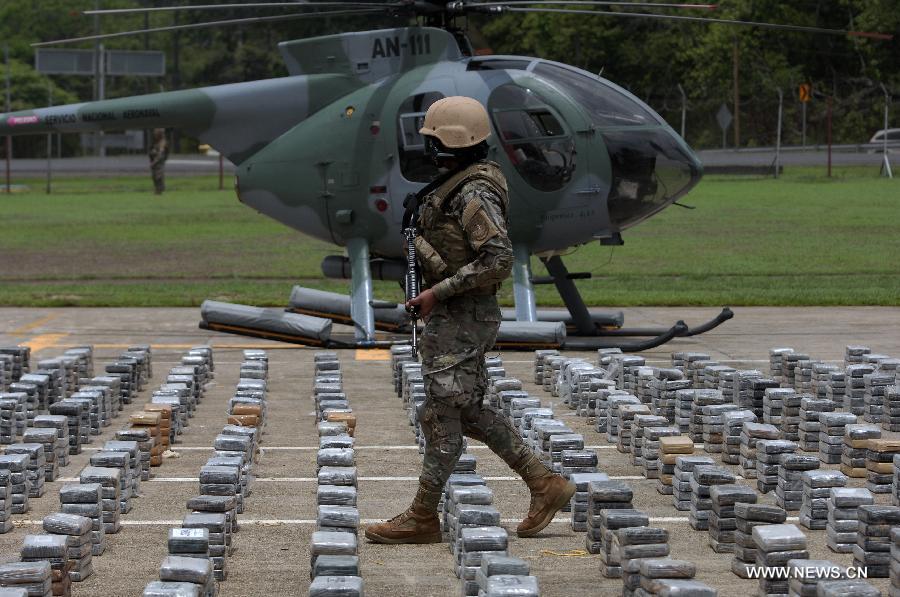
[
  {"xmin": 364, "ymin": 485, "xmax": 442, "ymax": 544},
  {"xmin": 516, "ymin": 455, "xmax": 576, "ymax": 538}
]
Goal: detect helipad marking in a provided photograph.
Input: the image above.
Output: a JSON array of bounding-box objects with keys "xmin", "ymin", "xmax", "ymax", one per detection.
[
  {"xmin": 10, "ymin": 313, "xmax": 59, "ymax": 335},
  {"xmin": 13, "ymin": 518, "xmax": 574, "ymax": 526},
  {"xmin": 355, "ymin": 348, "xmax": 391, "ymax": 361},
  {"xmin": 13, "ymin": 516, "xmax": 706, "ymax": 526},
  {"xmin": 130, "ymin": 444, "xmax": 619, "ymax": 451},
  {"xmin": 504, "ymin": 359, "xmax": 777, "ymax": 365},
  {"xmin": 75, "ymin": 475, "xmax": 648, "ymax": 483},
  {"xmin": 91, "ymin": 343, "xmax": 305, "ymax": 350},
  {"xmin": 12, "ymin": 514, "xmax": 801, "ymax": 525},
  {"xmin": 22, "ymin": 333, "xmax": 69, "ymax": 353}
]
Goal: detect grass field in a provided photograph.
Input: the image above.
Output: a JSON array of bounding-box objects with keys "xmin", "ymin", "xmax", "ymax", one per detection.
[{"xmin": 0, "ymin": 168, "xmax": 897, "ymax": 307}]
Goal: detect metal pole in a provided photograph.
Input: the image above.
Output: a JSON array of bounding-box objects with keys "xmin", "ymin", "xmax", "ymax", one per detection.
[
  {"xmin": 94, "ymin": 0, "xmax": 101, "ymax": 157},
  {"xmin": 775, "ymin": 88, "xmax": 783, "ymax": 179},
  {"xmin": 511, "ymin": 244, "xmax": 537, "ymax": 322},
  {"xmin": 4, "ymin": 43, "xmax": 10, "ymax": 194},
  {"xmin": 98, "ymin": 43, "xmax": 106, "ymax": 158},
  {"xmin": 47, "ymin": 82, "xmax": 52, "ymax": 194},
  {"xmin": 732, "ymin": 37, "xmax": 740, "ymax": 149},
  {"xmin": 218, "ymin": 154, "xmax": 224, "ymax": 190},
  {"xmin": 880, "ymin": 83, "xmax": 893, "ymax": 179},
  {"xmin": 801, "ymin": 102, "xmax": 807, "ymax": 147},
  {"xmin": 826, "ymin": 96, "xmax": 833, "ymax": 178},
  {"xmin": 677, "ymin": 83, "xmax": 687, "ymax": 139}
]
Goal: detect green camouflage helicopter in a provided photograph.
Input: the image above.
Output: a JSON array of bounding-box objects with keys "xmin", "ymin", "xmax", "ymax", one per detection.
[{"xmin": 0, "ymin": 2, "xmax": 892, "ymax": 348}]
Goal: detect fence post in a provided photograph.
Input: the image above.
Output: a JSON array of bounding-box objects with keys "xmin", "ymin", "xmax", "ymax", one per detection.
[
  {"xmin": 826, "ymin": 96, "xmax": 833, "ymax": 178},
  {"xmin": 880, "ymin": 83, "xmax": 893, "ymax": 179},
  {"xmin": 677, "ymin": 83, "xmax": 687, "ymax": 140},
  {"xmin": 4, "ymin": 43, "xmax": 10, "ymax": 194},
  {"xmin": 801, "ymin": 102, "xmax": 807, "ymax": 147},
  {"xmin": 46, "ymin": 82, "xmax": 52, "ymax": 194},
  {"xmin": 774, "ymin": 88, "xmax": 783, "ymax": 179}
]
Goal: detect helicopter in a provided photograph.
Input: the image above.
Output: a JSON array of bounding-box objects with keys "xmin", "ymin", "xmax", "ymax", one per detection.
[{"xmin": 0, "ymin": 1, "xmax": 893, "ymax": 350}]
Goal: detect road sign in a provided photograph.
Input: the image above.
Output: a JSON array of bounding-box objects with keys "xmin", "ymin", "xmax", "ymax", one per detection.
[
  {"xmin": 106, "ymin": 50, "xmax": 165, "ymax": 77},
  {"xmin": 716, "ymin": 104, "xmax": 733, "ymax": 131},
  {"xmin": 35, "ymin": 49, "xmax": 95, "ymax": 75},
  {"xmin": 799, "ymin": 83, "xmax": 812, "ymax": 103}
]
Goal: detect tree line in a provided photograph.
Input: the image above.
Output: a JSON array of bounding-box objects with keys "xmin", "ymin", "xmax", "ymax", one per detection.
[{"xmin": 1, "ymin": 0, "xmax": 897, "ymax": 157}]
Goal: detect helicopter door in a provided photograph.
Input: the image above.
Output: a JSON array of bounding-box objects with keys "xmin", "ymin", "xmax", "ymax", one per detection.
[
  {"xmin": 389, "ymin": 84, "xmax": 456, "ymax": 223},
  {"xmin": 486, "ymin": 80, "xmax": 608, "ymax": 250}
]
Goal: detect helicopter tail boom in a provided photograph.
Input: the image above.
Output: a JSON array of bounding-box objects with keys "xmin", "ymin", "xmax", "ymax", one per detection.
[{"xmin": 0, "ymin": 74, "xmax": 362, "ymax": 165}]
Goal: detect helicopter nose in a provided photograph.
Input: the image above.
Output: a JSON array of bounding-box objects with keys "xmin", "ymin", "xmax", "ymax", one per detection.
[{"xmin": 601, "ymin": 126, "xmax": 702, "ymax": 230}]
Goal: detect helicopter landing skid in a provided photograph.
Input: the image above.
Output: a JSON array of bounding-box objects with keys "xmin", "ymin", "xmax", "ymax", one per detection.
[{"xmin": 515, "ymin": 254, "xmax": 734, "ymax": 351}]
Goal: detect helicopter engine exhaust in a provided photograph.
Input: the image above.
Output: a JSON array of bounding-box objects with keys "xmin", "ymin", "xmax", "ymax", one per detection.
[{"xmin": 321, "ymin": 256, "xmax": 405, "ymax": 282}]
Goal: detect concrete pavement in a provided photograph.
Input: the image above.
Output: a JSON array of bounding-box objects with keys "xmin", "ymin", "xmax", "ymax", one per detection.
[{"xmin": 0, "ymin": 306, "xmax": 898, "ymax": 596}]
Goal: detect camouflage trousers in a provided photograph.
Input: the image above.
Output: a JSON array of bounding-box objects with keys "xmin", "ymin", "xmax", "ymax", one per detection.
[
  {"xmin": 151, "ymin": 163, "xmax": 165, "ymax": 194},
  {"xmin": 417, "ymin": 294, "xmax": 533, "ymax": 509}
]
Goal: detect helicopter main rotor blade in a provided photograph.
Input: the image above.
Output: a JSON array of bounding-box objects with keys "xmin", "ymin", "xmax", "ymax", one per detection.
[
  {"xmin": 32, "ymin": 8, "xmax": 390, "ymax": 47},
  {"xmin": 491, "ymin": 7, "xmax": 894, "ymax": 40},
  {"xmin": 84, "ymin": 2, "xmax": 402, "ymax": 16},
  {"xmin": 463, "ymin": 1, "xmax": 718, "ymax": 10}
]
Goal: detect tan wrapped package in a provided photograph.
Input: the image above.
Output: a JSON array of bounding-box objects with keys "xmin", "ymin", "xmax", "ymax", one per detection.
[
  {"xmin": 867, "ymin": 439, "xmax": 900, "ymax": 452},
  {"xmin": 326, "ymin": 412, "xmax": 357, "ymax": 436},
  {"xmin": 866, "ymin": 460, "xmax": 894, "ymax": 474},
  {"xmin": 130, "ymin": 411, "xmax": 168, "ymax": 451},
  {"xmin": 660, "ymin": 435, "xmax": 694, "ymax": 466},
  {"xmin": 144, "ymin": 404, "xmax": 172, "ymax": 420},
  {"xmin": 130, "ymin": 411, "xmax": 161, "ymax": 426},
  {"xmin": 232, "ymin": 404, "xmax": 262, "ymax": 417},
  {"xmin": 839, "ymin": 464, "xmax": 867, "ymax": 478},
  {"xmin": 660, "ymin": 436, "xmax": 694, "ymax": 453},
  {"xmin": 846, "ymin": 438, "xmax": 872, "ymax": 449},
  {"xmin": 143, "ymin": 405, "xmax": 173, "ymax": 434},
  {"xmin": 227, "ymin": 414, "xmax": 259, "ymax": 427}
]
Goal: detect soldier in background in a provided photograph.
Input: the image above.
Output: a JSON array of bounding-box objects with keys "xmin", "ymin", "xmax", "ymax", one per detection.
[
  {"xmin": 149, "ymin": 128, "xmax": 169, "ymax": 195},
  {"xmin": 365, "ymin": 97, "xmax": 575, "ymax": 545}
]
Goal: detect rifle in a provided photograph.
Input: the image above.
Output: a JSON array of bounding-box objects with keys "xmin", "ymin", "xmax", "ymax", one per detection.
[
  {"xmin": 403, "ymin": 223, "xmax": 421, "ymax": 358},
  {"xmin": 400, "ymin": 167, "xmax": 461, "ymax": 358}
]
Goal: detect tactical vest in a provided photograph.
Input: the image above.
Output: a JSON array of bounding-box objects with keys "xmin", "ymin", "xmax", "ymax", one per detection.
[{"xmin": 415, "ymin": 161, "xmax": 508, "ymax": 292}]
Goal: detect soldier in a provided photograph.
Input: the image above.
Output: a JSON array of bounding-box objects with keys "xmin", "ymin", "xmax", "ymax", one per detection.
[
  {"xmin": 149, "ymin": 128, "xmax": 169, "ymax": 195},
  {"xmin": 365, "ymin": 96, "xmax": 575, "ymax": 544}
]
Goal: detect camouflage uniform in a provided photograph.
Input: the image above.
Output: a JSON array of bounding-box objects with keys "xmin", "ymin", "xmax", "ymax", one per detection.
[
  {"xmin": 414, "ymin": 160, "xmax": 535, "ymax": 509},
  {"xmin": 149, "ymin": 129, "xmax": 169, "ymax": 195}
]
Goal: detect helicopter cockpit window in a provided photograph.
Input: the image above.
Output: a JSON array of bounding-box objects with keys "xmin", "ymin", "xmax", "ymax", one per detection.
[
  {"xmin": 397, "ymin": 92, "xmax": 444, "ymax": 183},
  {"xmin": 533, "ymin": 63, "xmax": 661, "ymax": 128},
  {"xmin": 487, "ymin": 84, "xmax": 575, "ymax": 192}
]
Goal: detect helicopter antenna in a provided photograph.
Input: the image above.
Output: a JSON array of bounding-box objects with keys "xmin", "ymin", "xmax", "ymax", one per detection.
[
  {"xmin": 84, "ymin": 2, "xmax": 400, "ymax": 16},
  {"xmin": 461, "ymin": 4, "xmax": 894, "ymax": 40},
  {"xmin": 33, "ymin": 7, "xmax": 393, "ymax": 47},
  {"xmin": 466, "ymin": 1, "xmax": 719, "ymax": 9}
]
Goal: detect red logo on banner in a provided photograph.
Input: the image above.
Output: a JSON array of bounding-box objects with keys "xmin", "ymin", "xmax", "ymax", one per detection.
[{"xmin": 7, "ymin": 115, "xmax": 39, "ymax": 126}]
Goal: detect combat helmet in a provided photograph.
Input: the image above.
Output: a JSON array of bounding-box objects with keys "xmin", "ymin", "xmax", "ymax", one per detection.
[{"xmin": 419, "ymin": 96, "xmax": 491, "ymax": 148}]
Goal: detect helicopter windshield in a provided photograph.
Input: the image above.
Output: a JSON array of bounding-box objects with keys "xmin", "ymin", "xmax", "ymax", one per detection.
[
  {"xmin": 488, "ymin": 84, "xmax": 575, "ymax": 192},
  {"xmin": 532, "ymin": 63, "xmax": 660, "ymax": 128},
  {"xmin": 602, "ymin": 129, "xmax": 700, "ymax": 229}
]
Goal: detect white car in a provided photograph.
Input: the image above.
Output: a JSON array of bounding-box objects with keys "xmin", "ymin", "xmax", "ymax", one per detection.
[{"xmin": 868, "ymin": 128, "xmax": 900, "ymax": 153}]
